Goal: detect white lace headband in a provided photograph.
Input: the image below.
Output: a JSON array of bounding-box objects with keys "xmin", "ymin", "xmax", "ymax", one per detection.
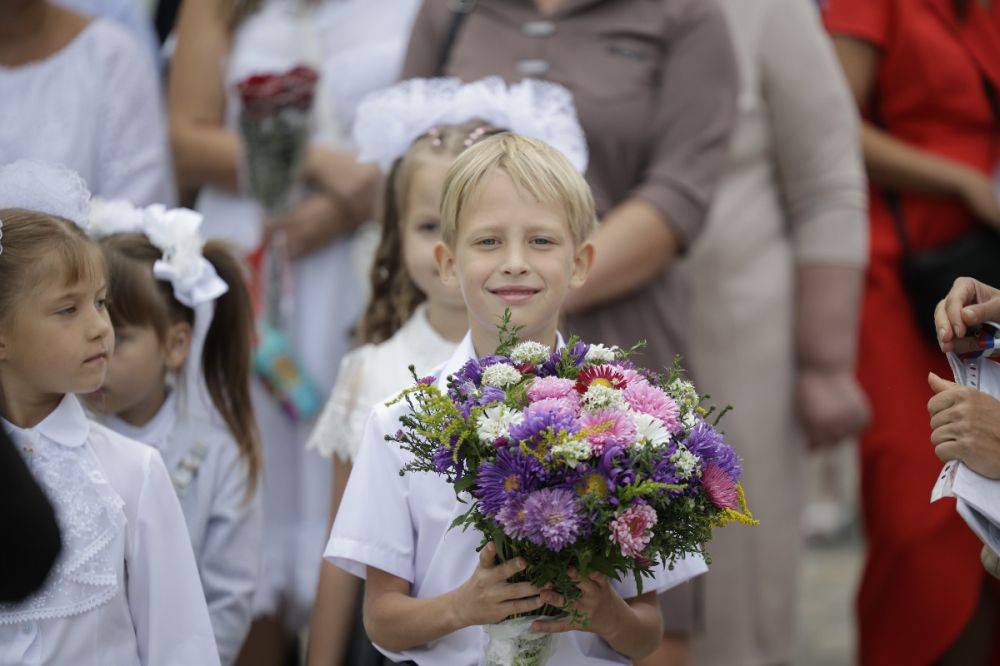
[
  {"xmin": 352, "ymin": 77, "xmax": 589, "ymax": 174},
  {"xmin": 0, "ymin": 160, "xmax": 93, "ymax": 257},
  {"xmin": 89, "ymin": 199, "xmax": 228, "ymax": 308}
]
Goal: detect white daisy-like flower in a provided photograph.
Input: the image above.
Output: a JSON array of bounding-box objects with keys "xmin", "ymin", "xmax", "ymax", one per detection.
[
  {"xmin": 631, "ymin": 412, "xmax": 671, "ymax": 448},
  {"xmin": 510, "ymin": 341, "xmax": 550, "ymax": 365},
  {"xmin": 581, "ymin": 384, "xmax": 627, "ymax": 411},
  {"xmin": 551, "ymin": 437, "xmax": 591, "ymax": 468},
  {"xmin": 481, "ymin": 363, "xmax": 522, "ymax": 388},
  {"xmin": 584, "ymin": 343, "xmax": 618, "ymax": 365},
  {"xmin": 670, "ymin": 444, "xmax": 701, "ymax": 480},
  {"xmin": 476, "ymin": 404, "xmax": 523, "ymax": 443}
]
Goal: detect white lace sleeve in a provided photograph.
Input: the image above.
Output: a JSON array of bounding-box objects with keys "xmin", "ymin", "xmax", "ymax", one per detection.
[{"xmin": 307, "ymin": 348, "xmax": 372, "ymax": 462}]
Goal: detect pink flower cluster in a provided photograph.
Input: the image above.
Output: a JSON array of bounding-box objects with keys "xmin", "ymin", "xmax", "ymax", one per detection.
[
  {"xmin": 609, "ymin": 501, "xmax": 658, "ymax": 558},
  {"xmin": 624, "ymin": 381, "xmax": 681, "ymax": 433},
  {"xmin": 578, "ymin": 408, "xmax": 636, "ymax": 455}
]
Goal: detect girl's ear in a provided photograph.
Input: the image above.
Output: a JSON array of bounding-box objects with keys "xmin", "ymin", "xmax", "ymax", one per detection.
[
  {"xmin": 163, "ymin": 321, "xmax": 193, "ymax": 372},
  {"xmin": 570, "ymin": 240, "xmax": 595, "ymax": 289},
  {"xmin": 435, "ymin": 241, "xmax": 458, "ymax": 287}
]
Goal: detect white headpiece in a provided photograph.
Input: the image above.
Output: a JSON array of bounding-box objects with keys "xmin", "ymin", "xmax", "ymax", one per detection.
[
  {"xmin": 89, "ymin": 199, "xmax": 229, "ymax": 420},
  {"xmin": 352, "ymin": 77, "xmax": 589, "ymax": 174},
  {"xmin": 0, "ymin": 160, "xmax": 93, "ymax": 256}
]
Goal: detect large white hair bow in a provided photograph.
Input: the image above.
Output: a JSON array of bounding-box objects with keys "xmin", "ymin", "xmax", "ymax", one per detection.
[{"xmin": 352, "ymin": 77, "xmax": 589, "ymax": 174}]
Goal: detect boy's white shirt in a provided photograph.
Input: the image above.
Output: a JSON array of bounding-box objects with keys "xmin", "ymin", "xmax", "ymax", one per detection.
[
  {"xmin": 931, "ymin": 323, "xmax": 1000, "ymax": 556},
  {"xmin": 0, "ymin": 395, "xmax": 219, "ymax": 665},
  {"xmin": 95, "ymin": 391, "xmax": 261, "ymax": 666},
  {"xmin": 326, "ymin": 332, "xmax": 708, "ymax": 666}
]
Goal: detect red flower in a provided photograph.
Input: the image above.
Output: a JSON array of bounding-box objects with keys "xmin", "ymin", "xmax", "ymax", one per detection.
[
  {"xmin": 237, "ymin": 65, "xmax": 320, "ymax": 118},
  {"xmin": 575, "ymin": 365, "xmax": 627, "ymax": 394},
  {"xmin": 516, "ymin": 362, "xmax": 535, "ymax": 375}
]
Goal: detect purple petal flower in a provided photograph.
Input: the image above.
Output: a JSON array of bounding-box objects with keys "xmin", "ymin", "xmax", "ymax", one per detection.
[
  {"xmin": 474, "ymin": 448, "xmax": 543, "ymax": 516},
  {"xmin": 522, "ymin": 488, "xmax": 583, "ymax": 551},
  {"xmin": 684, "ymin": 421, "xmax": 742, "ymax": 480},
  {"xmin": 497, "ymin": 494, "xmax": 531, "ymax": 540},
  {"xmin": 508, "ymin": 400, "xmax": 578, "ymax": 447}
]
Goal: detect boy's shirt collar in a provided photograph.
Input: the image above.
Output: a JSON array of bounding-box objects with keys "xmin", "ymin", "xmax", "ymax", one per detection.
[
  {"xmin": 2, "ymin": 394, "xmax": 89, "ymax": 449},
  {"xmin": 436, "ymin": 330, "xmax": 566, "ymax": 391}
]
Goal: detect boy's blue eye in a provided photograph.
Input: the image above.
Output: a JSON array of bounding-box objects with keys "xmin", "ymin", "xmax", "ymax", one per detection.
[
  {"xmin": 532, "ymin": 238, "xmax": 553, "ymax": 246},
  {"xmin": 478, "ymin": 238, "xmax": 498, "ymax": 247}
]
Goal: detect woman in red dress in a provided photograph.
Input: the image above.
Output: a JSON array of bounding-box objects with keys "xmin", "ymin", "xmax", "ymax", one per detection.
[{"xmin": 823, "ymin": 0, "xmax": 1000, "ymax": 663}]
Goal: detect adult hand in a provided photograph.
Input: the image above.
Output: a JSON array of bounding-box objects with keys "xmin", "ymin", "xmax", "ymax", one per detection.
[
  {"xmin": 934, "ymin": 278, "xmax": 1000, "ymax": 351},
  {"xmin": 532, "ymin": 568, "xmax": 628, "ymax": 638},
  {"xmin": 955, "ymin": 167, "xmax": 1000, "ymax": 230},
  {"xmin": 448, "ymin": 543, "xmax": 544, "ymax": 628},
  {"xmin": 796, "ymin": 367, "xmax": 871, "ymax": 450},
  {"xmin": 304, "ymin": 145, "xmax": 379, "ymax": 221},
  {"xmin": 264, "ymin": 193, "xmax": 351, "ymax": 259},
  {"xmin": 928, "ymin": 372, "xmax": 1000, "ymax": 479}
]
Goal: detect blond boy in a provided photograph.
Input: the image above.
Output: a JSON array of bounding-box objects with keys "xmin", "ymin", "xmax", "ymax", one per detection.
[{"xmin": 325, "ymin": 134, "xmax": 707, "ymax": 665}]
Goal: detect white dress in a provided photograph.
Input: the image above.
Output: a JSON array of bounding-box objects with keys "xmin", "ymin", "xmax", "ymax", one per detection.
[
  {"xmin": 307, "ymin": 304, "xmax": 457, "ymax": 462},
  {"xmin": 193, "ymin": 0, "xmax": 421, "ymax": 625},
  {"xmin": 0, "ymin": 396, "xmax": 218, "ymax": 666},
  {"xmin": 325, "ymin": 333, "xmax": 709, "ymax": 666},
  {"xmin": 0, "ymin": 19, "xmax": 175, "ymax": 206},
  {"xmin": 95, "ymin": 392, "xmax": 262, "ymax": 666}
]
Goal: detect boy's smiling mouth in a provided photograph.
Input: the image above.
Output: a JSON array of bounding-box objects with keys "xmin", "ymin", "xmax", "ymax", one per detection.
[{"xmin": 488, "ymin": 286, "xmax": 541, "ymax": 304}]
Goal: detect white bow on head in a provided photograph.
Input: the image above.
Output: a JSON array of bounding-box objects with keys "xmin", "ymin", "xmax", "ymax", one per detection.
[{"xmin": 0, "ymin": 160, "xmax": 94, "ymax": 257}]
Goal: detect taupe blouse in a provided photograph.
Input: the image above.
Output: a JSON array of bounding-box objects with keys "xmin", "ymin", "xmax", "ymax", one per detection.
[{"xmin": 401, "ymin": 0, "xmax": 739, "ymax": 368}]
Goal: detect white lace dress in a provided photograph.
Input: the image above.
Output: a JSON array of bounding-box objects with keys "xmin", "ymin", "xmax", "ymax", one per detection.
[
  {"xmin": 193, "ymin": 0, "xmax": 420, "ymax": 625},
  {"xmin": 0, "ymin": 19, "xmax": 174, "ymax": 206},
  {"xmin": 308, "ymin": 304, "xmax": 458, "ymax": 462},
  {"xmin": 0, "ymin": 396, "xmax": 217, "ymax": 665}
]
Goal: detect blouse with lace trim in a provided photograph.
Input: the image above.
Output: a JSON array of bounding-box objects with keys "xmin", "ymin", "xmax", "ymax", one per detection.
[
  {"xmin": 0, "ymin": 397, "xmax": 126, "ymax": 624},
  {"xmin": 307, "ymin": 304, "xmax": 457, "ymax": 462}
]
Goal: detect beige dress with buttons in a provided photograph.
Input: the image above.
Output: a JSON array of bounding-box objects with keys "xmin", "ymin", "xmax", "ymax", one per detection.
[
  {"xmin": 402, "ymin": 0, "xmax": 739, "ymax": 376},
  {"xmin": 678, "ymin": 0, "xmax": 867, "ymax": 662}
]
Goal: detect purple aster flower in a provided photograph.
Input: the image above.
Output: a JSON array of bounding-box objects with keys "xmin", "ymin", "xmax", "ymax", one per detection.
[
  {"xmin": 684, "ymin": 421, "xmax": 742, "ymax": 480},
  {"xmin": 497, "ymin": 494, "xmax": 531, "ymax": 540},
  {"xmin": 508, "ymin": 400, "xmax": 578, "ymax": 447},
  {"xmin": 539, "ymin": 341, "xmax": 588, "ymax": 377},
  {"xmin": 596, "ymin": 445, "xmax": 635, "ymax": 506},
  {"xmin": 453, "ymin": 358, "xmax": 483, "ymax": 386},
  {"xmin": 479, "ymin": 386, "xmax": 506, "ymax": 405},
  {"xmin": 522, "ymin": 488, "xmax": 584, "ymax": 551},
  {"xmin": 474, "ymin": 448, "xmax": 543, "ymax": 516},
  {"xmin": 432, "ymin": 438, "xmax": 466, "ymax": 478},
  {"xmin": 480, "ymin": 355, "xmax": 514, "ymax": 368}
]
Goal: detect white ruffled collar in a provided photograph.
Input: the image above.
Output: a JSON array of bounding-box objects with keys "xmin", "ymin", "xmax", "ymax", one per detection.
[
  {"xmin": 0, "ymin": 395, "xmax": 126, "ymax": 624},
  {"xmin": 99, "ymin": 391, "xmax": 177, "ymax": 453},
  {"xmin": 2, "ymin": 394, "xmax": 90, "ymax": 449}
]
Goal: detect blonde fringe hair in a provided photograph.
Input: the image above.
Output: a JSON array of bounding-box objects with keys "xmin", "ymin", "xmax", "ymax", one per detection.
[{"xmin": 440, "ymin": 133, "xmax": 597, "ymax": 247}]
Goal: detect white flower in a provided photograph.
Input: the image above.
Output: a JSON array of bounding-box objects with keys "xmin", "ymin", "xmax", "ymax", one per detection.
[
  {"xmin": 670, "ymin": 444, "xmax": 701, "ymax": 480},
  {"xmin": 510, "ymin": 341, "xmax": 550, "ymax": 365},
  {"xmin": 581, "ymin": 384, "xmax": 627, "ymax": 411},
  {"xmin": 670, "ymin": 379, "xmax": 700, "ymax": 411},
  {"xmin": 632, "ymin": 412, "xmax": 671, "ymax": 448},
  {"xmin": 476, "ymin": 404, "xmax": 523, "ymax": 443},
  {"xmin": 551, "ymin": 437, "xmax": 591, "ymax": 468},
  {"xmin": 584, "ymin": 343, "xmax": 618, "ymax": 365},
  {"xmin": 681, "ymin": 412, "xmax": 700, "ymax": 431},
  {"xmin": 482, "ymin": 363, "xmax": 522, "ymax": 388}
]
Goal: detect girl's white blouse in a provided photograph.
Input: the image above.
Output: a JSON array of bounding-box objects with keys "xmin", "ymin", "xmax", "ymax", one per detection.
[
  {"xmin": 307, "ymin": 304, "xmax": 458, "ymax": 462},
  {"xmin": 0, "ymin": 395, "xmax": 219, "ymax": 666},
  {"xmin": 325, "ymin": 334, "xmax": 708, "ymax": 666},
  {"xmin": 0, "ymin": 19, "xmax": 175, "ymax": 206},
  {"xmin": 97, "ymin": 392, "xmax": 261, "ymax": 666}
]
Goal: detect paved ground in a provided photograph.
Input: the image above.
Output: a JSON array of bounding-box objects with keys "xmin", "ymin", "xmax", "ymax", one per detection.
[{"xmin": 794, "ymin": 535, "xmax": 863, "ymax": 666}]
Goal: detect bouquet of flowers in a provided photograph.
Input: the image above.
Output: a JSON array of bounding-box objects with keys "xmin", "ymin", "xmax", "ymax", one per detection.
[
  {"xmin": 236, "ymin": 65, "xmax": 323, "ymax": 421},
  {"xmin": 390, "ymin": 316, "xmax": 756, "ymax": 665}
]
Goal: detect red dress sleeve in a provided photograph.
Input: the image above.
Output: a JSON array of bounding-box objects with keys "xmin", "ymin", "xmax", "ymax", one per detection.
[{"xmin": 822, "ymin": 0, "xmax": 891, "ymax": 47}]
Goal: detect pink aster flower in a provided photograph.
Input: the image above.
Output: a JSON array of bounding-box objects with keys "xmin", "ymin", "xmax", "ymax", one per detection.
[
  {"xmin": 624, "ymin": 381, "xmax": 681, "ymax": 434},
  {"xmin": 578, "ymin": 408, "xmax": 636, "ymax": 455},
  {"xmin": 531, "ymin": 395, "xmax": 580, "ymax": 414},
  {"xmin": 615, "ymin": 366, "xmax": 650, "ymax": 389},
  {"xmin": 528, "ymin": 377, "xmax": 578, "ymax": 403},
  {"xmin": 702, "ymin": 464, "xmax": 739, "ymax": 510},
  {"xmin": 609, "ymin": 501, "xmax": 658, "ymax": 558}
]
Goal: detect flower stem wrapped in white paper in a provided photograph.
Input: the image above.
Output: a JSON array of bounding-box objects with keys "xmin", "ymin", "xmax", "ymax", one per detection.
[{"xmin": 352, "ymin": 77, "xmax": 588, "ymax": 174}]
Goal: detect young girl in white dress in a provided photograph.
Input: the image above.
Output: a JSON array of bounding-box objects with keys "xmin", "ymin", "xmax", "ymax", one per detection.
[
  {"xmin": 305, "ymin": 76, "xmax": 608, "ymax": 664},
  {"xmin": 0, "ymin": 162, "xmax": 216, "ymax": 665},
  {"xmin": 0, "ymin": 2, "xmax": 174, "ymax": 206},
  {"xmin": 82, "ymin": 201, "xmax": 263, "ymax": 665}
]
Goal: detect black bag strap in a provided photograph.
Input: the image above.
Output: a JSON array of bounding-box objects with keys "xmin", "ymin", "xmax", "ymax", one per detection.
[{"xmin": 435, "ymin": 0, "xmax": 477, "ymax": 76}]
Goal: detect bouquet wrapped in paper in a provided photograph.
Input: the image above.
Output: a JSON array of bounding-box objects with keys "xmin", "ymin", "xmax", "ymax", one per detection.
[
  {"xmin": 390, "ymin": 316, "xmax": 757, "ymax": 665},
  {"xmin": 236, "ymin": 65, "xmax": 322, "ymax": 421}
]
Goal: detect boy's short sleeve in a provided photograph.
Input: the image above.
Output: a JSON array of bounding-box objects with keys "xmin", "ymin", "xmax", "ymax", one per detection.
[
  {"xmin": 823, "ymin": 0, "xmax": 891, "ymax": 48},
  {"xmin": 611, "ymin": 552, "xmax": 708, "ymax": 599},
  {"xmin": 324, "ymin": 407, "xmax": 415, "ymax": 582}
]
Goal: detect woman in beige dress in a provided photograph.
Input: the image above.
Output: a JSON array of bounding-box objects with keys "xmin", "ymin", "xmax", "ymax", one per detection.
[{"xmin": 678, "ymin": 0, "xmax": 870, "ymax": 662}]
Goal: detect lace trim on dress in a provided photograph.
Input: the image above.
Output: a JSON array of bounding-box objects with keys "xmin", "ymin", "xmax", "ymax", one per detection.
[{"xmin": 0, "ymin": 435, "xmax": 126, "ymax": 624}]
